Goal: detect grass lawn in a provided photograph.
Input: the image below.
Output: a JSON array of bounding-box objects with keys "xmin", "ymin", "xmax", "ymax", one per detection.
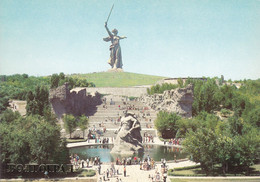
[
  {"xmin": 168, "ymin": 164, "xmax": 260, "ymax": 177},
  {"xmin": 71, "ymin": 72, "xmax": 165, "ymax": 87}
]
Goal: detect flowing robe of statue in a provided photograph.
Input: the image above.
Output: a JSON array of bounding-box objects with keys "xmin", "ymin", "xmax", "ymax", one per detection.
[{"xmin": 103, "ymin": 23, "xmax": 126, "ymax": 69}]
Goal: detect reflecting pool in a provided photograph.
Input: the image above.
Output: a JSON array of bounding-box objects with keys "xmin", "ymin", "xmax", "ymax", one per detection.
[{"xmin": 69, "ymin": 144, "xmax": 187, "ymax": 162}]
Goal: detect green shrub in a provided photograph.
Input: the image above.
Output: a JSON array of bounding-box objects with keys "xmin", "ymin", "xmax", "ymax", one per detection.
[
  {"xmin": 77, "ymin": 169, "xmax": 96, "ymax": 177},
  {"xmin": 85, "ymin": 170, "xmax": 96, "ymax": 177}
]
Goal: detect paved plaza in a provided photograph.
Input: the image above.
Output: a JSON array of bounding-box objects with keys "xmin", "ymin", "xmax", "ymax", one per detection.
[{"xmin": 93, "ymin": 160, "xmax": 197, "ymax": 182}]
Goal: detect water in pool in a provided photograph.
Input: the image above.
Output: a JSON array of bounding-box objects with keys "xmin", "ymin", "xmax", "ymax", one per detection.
[{"xmin": 69, "ymin": 144, "xmax": 187, "ymax": 162}]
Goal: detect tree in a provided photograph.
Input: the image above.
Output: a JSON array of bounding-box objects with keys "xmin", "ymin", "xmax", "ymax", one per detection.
[
  {"xmin": 243, "ymin": 105, "xmax": 260, "ymax": 127},
  {"xmin": 26, "ymin": 100, "xmax": 39, "ymax": 115},
  {"xmin": 228, "ymin": 116, "xmax": 243, "ymax": 135},
  {"xmin": 77, "ymin": 115, "xmax": 89, "ymax": 138},
  {"xmin": 63, "ymin": 114, "xmax": 77, "ymax": 138},
  {"xmin": 175, "ymin": 118, "xmax": 190, "ymax": 138},
  {"xmin": 147, "ymin": 83, "xmax": 178, "ymax": 95},
  {"xmin": 59, "ymin": 72, "xmax": 65, "ymax": 80},
  {"xmin": 0, "ymin": 109, "xmax": 21, "ymax": 123},
  {"xmin": 54, "ymin": 138, "xmax": 70, "ymax": 164},
  {"xmin": 0, "ymin": 91, "xmax": 9, "ymax": 114},
  {"xmin": 175, "ymin": 118, "xmax": 201, "ymax": 138},
  {"xmin": 215, "ymin": 134, "xmax": 233, "ymax": 174},
  {"xmin": 183, "ymin": 128, "xmax": 219, "ymax": 174},
  {"xmin": 231, "ymin": 128, "xmax": 260, "ymax": 173},
  {"xmin": 192, "ymin": 78, "xmax": 222, "ymax": 116},
  {"xmin": 183, "ymin": 112, "xmax": 260, "ymax": 174},
  {"xmin": 22, "ymin": 74, "xmax": 28, "ymax": 79},
  {"xmin": 219, "ymin": 85, "xmax": 235, "ymax": 109},
  {"xmin": 232, "ymin": 93, "xmax": 248, "ymax": 117},
  {"xmin": 177, "ymin": 78, "xmax": 184, "ymax": 87},
  {"xmin": 154, "ymin": 111, "xmax": 180, "ymax": 138},
  {"xmin": 0, "ymin": 121, "xmax": 31, "ymax": 164},
  {"xmin": 0, "ymin": 112, "xmax": 68, "ymax": 169},
  {"xmin": 26, "ymin": 115, "xmax": 61, "ymax": 163},
  {"xmin": 26, "ymin": 85, "xmax": 49, "ymax": 116},
  {"xmin": 50, "ymin": 73, "xmax": 60, "ymax": 88},
  {"xmin": 26, "ymin": 90, "xmax": 34, "ymax": 102}
]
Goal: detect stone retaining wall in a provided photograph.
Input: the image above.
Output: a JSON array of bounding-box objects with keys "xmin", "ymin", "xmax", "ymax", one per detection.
[{"xmin": 72, "ymin": 87, "xmax": 148, "ymax": 97}]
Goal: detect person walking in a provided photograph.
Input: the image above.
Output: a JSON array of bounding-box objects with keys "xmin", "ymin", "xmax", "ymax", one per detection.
[
  {"xmin": 103, "ymin": 171, "xmax": 106, "ymax": 181},
  {"xmin": 98, "ymin": 164, "xmax": 101, "ymax": 175},
  {"xmin": 106, "ymin": 168, "xmax": 109, "ymax": 179},
  {"xmin": 44, "ymin": 170, "xmax": 49, "ymax": 178},
  {"xmin": 123, "ymin": 165, "xmax": 126, "ymax": 177},
  {"xmin": 81, "ymin": 160, "xmax": 85, "ymax": 168},
  {"xmin": 87, "ymin": 158, "xmax": 89, "ymax": 167},
  {"xmin": 163, "ymin": 173, "xmax": 167, "ymax": 182}
]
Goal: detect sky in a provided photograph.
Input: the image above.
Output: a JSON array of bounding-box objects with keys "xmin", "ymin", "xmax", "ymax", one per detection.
[{"xmin": 0, "ymin": 0, "xmax": 260, "ymax": 80}]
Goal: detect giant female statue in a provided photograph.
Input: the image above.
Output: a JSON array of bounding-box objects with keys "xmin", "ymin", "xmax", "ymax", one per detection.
[{"xmin": 103, "ymin": 22, "xmax": 127, "ymax": 69}]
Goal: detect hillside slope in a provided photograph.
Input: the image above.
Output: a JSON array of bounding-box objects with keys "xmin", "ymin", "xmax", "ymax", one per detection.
[{"xmin": 71, "ymin": 72, "xmax": 166, "ymax": 87}]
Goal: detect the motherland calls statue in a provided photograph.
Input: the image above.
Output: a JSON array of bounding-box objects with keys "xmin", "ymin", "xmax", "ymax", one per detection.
[
  {"xmin": 103, "ymin": 22, "xmax": 127, "ymax": 69},
  {"xmin": 111, "ymin": 111, "xmax": 144, "ymax": 155}
]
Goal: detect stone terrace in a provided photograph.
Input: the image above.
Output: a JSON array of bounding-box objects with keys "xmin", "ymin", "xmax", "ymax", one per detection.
[{"xmin": 87, "ymin": 95, "xmax": 158, "ymax": 138}]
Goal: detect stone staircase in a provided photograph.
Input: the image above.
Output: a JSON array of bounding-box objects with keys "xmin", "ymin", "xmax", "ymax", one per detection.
[{"xmin": 87, "ymin": 95, "xmax": 158, "ymax": 138}]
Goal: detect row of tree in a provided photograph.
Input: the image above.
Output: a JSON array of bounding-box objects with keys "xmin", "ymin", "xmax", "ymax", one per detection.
[
  {"xmin": 0, "ymin": 74, "xmax": 49, "ymax": 101},
  {"xmin": 0, "ymin": 73, "xmax": 94, "ymax": 176},
  {"xmin": 147, "ymin": 83, "xmax": 179, "ymax": 95},
  {"xmin": 155, "ymin": 110, "xmax": 260, "ymax": 174},
  {"xmin": 183, "ymin": 112, "xmax": 260, "ymax": 174},
  {"xmin": 148, "ymin": 77, "xmax": 258, "ymax": 117},
  {"xmin": 154, "ymin": 78, "xmax": 260, "ymax": 174},
  {"xmin": 0, "ymin": 73, "xmax": 95, "ymax": 111},
  {"xmin": 0, "ymin": 110, "xmax": 70, "ymax": 175},
  {"xmin": 50, "ymin": 73, "xmax": 95, "ymax": 89}
]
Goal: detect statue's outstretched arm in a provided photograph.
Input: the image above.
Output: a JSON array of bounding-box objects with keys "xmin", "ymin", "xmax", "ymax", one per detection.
[
  {"xmin": 119, "ymin": 36, "xmax": 127, "ymax": 39},
  {"xmin": 105, "ymin": 22, "xmax": 113, "ymax": 38}
]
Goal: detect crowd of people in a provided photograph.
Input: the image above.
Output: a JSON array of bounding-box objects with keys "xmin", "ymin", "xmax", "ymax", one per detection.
[
  {"xmin": 98, "ymin": 156, "xmax": 168, "ymax": 182},
  {"xmin": 164, "ymin": 138, "xmax": 183, "ymax": 145},
  {"xmin": 70, "ymin": 153, "xmax": 170, "ymax": 182},
  {"xmin": 100, "ymin": 96, "xmax": 155, "ymax": 131},
  {"xmin": 143, "ymin": 132, "xmax": 155, "ymax": 143},
  {"xmin": 87, "ymin": 126, "xmax": 116, "ymax": 144},
  {"xmin": 148, "ymin": 171, "xmax": 167, "ymax": 182},
  {"xmin": 140, "ymin": 156, "xmax": 156, "ymax": 171},
  {"xmin": 115, "ymin": 156, "xmax": 140, "ymax": 165},
  {"xmin": 146, "ymin": 158, "xmax": 168, "ymax": 182},
  {"xmin": 100, "ymin": 163, "xmax": 122, "ymax": 181},
  {"xmin": 78, "ymin": 97, "xmax": 176, "ymax": 181},
  {"xmin": 70, "ymin": 154, "xmax": 102, "ymax": 169}
]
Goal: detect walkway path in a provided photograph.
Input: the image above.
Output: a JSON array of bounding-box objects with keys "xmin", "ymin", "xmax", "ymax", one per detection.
[
  {"xmin": 94, "ymin": 160, "xmax": 197, "ymax": 182},
  {"xmin": 2, "ymin": 160, "xmax": 260, "ymax": 182}
]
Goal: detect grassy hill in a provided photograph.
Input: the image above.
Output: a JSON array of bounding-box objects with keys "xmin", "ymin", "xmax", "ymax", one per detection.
[{"xmin": 71, "ymin": 72, "xmax": 166, "ymax": 87}]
